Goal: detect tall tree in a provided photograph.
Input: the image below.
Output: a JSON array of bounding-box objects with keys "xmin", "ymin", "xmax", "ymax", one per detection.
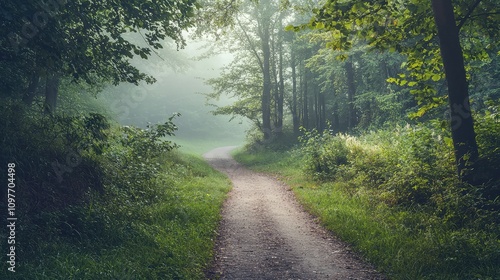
[
  {"xmin": 345, "ymin": 57, "xmax": 357, "ymax": 129},
  {"xmin": 1, "ymin": 0, "xmax": 198, "ymax": 113},
  {"xmin": 431, "ymin": 0, "xmax": 479, "ymax": 179},
  {"xmin": 259, "ymin": 1, "xmax": 273, "ymax": 139},
  {"xmin": 204, "ymin": 0, "xmax": 290, "ymax": 141},
  {"xmin": 304, "ymin": 0, "xmax": 500, "ymax": 182},
  {"xmin": 290, "ymin": 45, "xmax": 300, "ymax": 135},
  {"xmin": 276, "ymin": 16, "xmax": 285, "ymax": 136}
]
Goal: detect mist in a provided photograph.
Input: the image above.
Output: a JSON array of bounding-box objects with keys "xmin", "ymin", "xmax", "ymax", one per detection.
[{"xmin": 100, "ymin": 37, "xmax": 250, "ymax": 154}]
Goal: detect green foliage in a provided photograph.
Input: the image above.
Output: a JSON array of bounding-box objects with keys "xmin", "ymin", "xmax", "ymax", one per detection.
[
  {"xmin": 0, "ymin": 102, "xmax": 229, "ymax": 279},
  {"xmin": 302, "ymin": 0, "xmax": 500, "ymax": 118},
  {"xmin": 240, "ymin": 124, "xmax": 299, "ymax": 153},
  {"xmin": 472, "ymin": 101, "xmax": 500, "ymax": 203},
  {"xmin": 2, "ymin": 153, "xmax": 230, "ymax": 279},
  {"xmin": 299, "ymin": 129, "xmax": 348, "ymax": 181},
  {"xmin": 194, "ymin": 0, "xmax": 243, "ymax": 39},
  {"xmin": 203, "ymin": 7, "xmax": 272, "ymax": 128},
  {"xmin": 236, "ymin": 119, "xmax": 500, "ymax": 279},
  {"xmin": 0, "ymin": 0, "xmax": 199, "ymax": 91},
  {"xmin": 120, "ymin": 113, "xmax": 181, "ymax": 157},
  {"xmin": 303, "ymin": 40, "xmax": 413, "ymax": 132},
  {"xmin": 0, "ymin": 99, "xmax": 110, "ymax": 210},
  {"xmin": 475, "ymin": 101, "xmax": 500, "ymax": 162}
]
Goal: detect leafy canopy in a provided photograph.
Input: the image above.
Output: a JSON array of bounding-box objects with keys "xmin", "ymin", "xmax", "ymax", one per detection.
[
  {"xmin": 1, "ymin": 0, "xmax": 199, "ymax": 90},
  {"xmin": 291, "ymin": 0, "xmax": 500, "ymax": 116}
]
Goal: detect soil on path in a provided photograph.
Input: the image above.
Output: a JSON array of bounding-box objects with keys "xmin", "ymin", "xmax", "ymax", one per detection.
[{"xmin": 204, "ymin": 146, "xmax": 385, "ymax": 280}]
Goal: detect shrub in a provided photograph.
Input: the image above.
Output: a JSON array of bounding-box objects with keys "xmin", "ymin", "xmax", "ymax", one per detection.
[
  {"xmin": 473, "ymin": 102, "xmax": 500, "ymax": 205},
  {"xmin": 298, "ymin": 121, "xmax": 500, "ymax": 215},
  {"xmin": 240, "ymin": 113, "xmax": 500, "ymax": 279},
  {"xmin": 300, "ymin": 129, "xmax": 349, "ymax": 181}
]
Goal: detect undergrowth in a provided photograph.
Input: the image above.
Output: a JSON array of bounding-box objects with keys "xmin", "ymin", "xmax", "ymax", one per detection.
[
  {"xmin": 234, "ymin": 112, "xmax": 500, "ymax": 280},
  {"xmin": 0, "ymin": 100, "xmax": 231, "ymax": 279}
]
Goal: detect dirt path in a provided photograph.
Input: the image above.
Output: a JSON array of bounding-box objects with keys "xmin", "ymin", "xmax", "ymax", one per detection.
[{"xmin": 203, "ymin": 146, "xmax": 385, "ymax": 280}]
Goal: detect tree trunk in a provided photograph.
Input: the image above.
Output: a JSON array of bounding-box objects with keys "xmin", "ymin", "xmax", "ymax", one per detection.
[
  {"xmin": 319, "ymin": 91, "xmax": 326, "ymax": 132},
  {"xmin": 314, "ymin": 84, "xmax": 320, "ymax": 131},
  {"xmin": 276, "ymin": 24, "xmax": 284, "ymax": 136},
  {"xmin": 308, "ymin": 79, "xmax": 314, "ymax": 130},
  {"xmin": 346, "ymin": 58, "xmax": 357, "ymax": 129},
  {"xmin": 303, "ymin": 68, "xmax": 309, "ymax": 129},
  {"xmin": 22, "ymin": 71, "xmax": 40, "ymax": 105},
  {"xmin": 332, "ymin": 101, "xmax": 340, "ymax": 133},
  {"xmin": 44, "ymin": 73, "xmax": 60, "ymax": 114},
  {"xmin": 291, "ymin": 49, "xmax": 299, "ymax": 135},
  {"xmin": 431, "ymin": 0, "xmax": 479, "ymax": 182},
  {"xmin": 259, "ymin": 5, "xmax": 272, "ymax": 140},
  {"xmin": 271, "ymin": 30, "xmax": 279, "ymax": 129}
]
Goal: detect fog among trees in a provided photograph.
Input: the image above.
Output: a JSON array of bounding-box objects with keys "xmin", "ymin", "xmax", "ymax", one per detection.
[{"xmin": 100, "ymin": 38, "xmax": 249, "ymax": 152}]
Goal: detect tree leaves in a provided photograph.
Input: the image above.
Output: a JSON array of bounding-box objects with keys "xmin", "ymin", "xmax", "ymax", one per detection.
[
  {"xmin": 1, "ymin": 0, "xmax": 198, "ymax": 94},
  {"xmin": 297, "ymin": 0, "xmax": 500, "ymax": 117}
]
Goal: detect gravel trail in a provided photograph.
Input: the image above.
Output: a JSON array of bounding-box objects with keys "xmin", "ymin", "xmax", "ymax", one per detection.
[{"xmin": 204, "ymin": 146, "xmax": 385, "ymax": 280}]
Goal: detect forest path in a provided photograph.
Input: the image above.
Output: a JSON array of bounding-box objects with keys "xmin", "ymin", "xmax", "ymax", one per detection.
[{"xmin": 203, "ymin": 146, "xmax": 385, "ymax": 280}]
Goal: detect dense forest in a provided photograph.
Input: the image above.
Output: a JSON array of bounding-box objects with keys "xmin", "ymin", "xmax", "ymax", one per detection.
[{"xmin": 1, "ymin": 0, "xmax": 499, "ymax": 279}]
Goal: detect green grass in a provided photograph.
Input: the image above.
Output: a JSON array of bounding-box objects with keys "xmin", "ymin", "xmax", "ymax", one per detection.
[
  {"xmin": 234, "ymin": 148, "xmax": 500, "ymax": 280},
  {"xmin": 0, "ymin": 152, "xmax": 231, "ymax": 279}
]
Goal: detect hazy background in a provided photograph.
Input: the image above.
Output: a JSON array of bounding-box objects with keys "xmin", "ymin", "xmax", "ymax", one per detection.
[{"xmin": 99, "ymin": 38, "xmax": 250, "ymax": 154}]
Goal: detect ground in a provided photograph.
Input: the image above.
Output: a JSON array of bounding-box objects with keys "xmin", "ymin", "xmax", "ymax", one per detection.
[{"xmin": 203, "ymin": 146, "xmax": 385, "ymax": 280}]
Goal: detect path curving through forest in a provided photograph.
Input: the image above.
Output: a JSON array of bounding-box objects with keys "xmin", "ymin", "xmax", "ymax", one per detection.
[{"xmin": 203, "ymin": 146, "xmax": 385, "ymax": 280}]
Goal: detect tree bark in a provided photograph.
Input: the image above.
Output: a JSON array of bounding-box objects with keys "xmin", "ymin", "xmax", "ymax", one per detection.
[
  {"xmin": 271, "ymin": 30, "xmax": 279, "ymax": 128},
  {"xmin": 431, "ymin": 0, "xmax": 479, "ymax": 182},
  {"xmin": 332, "ymin": 101, "xmax": 340, "ymax": 133},
  {"xmin": 319, "ymin": 91, "xmax": 326, "ymax": 132},
  {"xmin": 308, "ymin": 78, "xmax": 314, "ymax": 130},
  {"xmin": 314, "ymin": 84, "xmax": 320, "ymax": 131}
]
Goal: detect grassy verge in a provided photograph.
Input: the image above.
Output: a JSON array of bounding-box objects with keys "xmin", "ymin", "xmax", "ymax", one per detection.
[
  {"xmin": 234, "ymin": 147, "xmax": 500, "ymax": 280},
  {"xmin": 1, "ymin": 152, "xmax": 230, "ymax": 279}
]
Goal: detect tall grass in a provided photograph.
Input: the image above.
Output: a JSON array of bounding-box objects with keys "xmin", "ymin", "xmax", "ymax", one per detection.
[
  {"xmin": 1, "ymin": 152, "xmax": 230, "ymax": 279},
  {"xmin": 0, "ymin": 103, "xmax": 231, "ymax": 279},
  {"xmin": 234, "ymin": 122, "xmax": 500, "ymax": 280},
  {"xmin": 0, "ymin": 151, "xmax": 230, "ymax": 279}
]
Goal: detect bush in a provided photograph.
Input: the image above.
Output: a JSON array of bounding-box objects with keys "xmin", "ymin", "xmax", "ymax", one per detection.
[
  {"xmin": 473, "ymin": 102, "xmax": 500, "ymax": 205},
  {"xmin": 244, "ymin": 124, "xmax": 300, "ymax": 153},
  {"xmin": 300, "ymin": 129, "xmax": 349, "ymax": 181},
  {"xmin": 254, "ymin": 116, "xmax": 500, "ymax": 279},
  {"xmin": 236, "ymin": 109, "xmax": 500, "ymax": 279},
  {"xmin": 0, "ymin": 100, "xmax": 111, "ymax": 214},
  {"xmin": 0, "ymin": 100, "xmax": 226, "ymax": 279},
  {"xmin": 299, "ymin": 121, "xmax": 500, "ymax": 217}
]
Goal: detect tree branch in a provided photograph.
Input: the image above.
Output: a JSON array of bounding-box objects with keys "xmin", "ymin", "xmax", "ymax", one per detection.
[
  {"xmin": 236, "ymin": 17, "xmax": 264, "ymax": 73},
  {"xmin": 457, "ymin": 0, "xmax": 482, "ymax": 31}
]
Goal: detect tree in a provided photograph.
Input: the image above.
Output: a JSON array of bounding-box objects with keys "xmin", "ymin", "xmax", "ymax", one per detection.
[
  {"xmin": 206, "ymin": 51, "xmax": 264, "ymax": 127},
  {"xmin": 304, "ymin": 0, "xmax": 500, "ymax": 182},
  {"xmin": 259, "ymin": 0, "xmax": 273, "ymax": 139},
  {"xmin": 345, "ymin": 56, "xmax": 357, "ymax": 129},
  {"xmin": 1, "ymin": 0, "xmax": 198, "ymax": 113},
  {"xmin": 204, "ymin": 0, "xmax": 290, "ymax": 141},
  {"xmin": 290, "ymin": 41, "xmax": 300, "ymax": 135},
  {"xmin": 431, "ymin": 0, "xmax": 478, "ymax": 180}
]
